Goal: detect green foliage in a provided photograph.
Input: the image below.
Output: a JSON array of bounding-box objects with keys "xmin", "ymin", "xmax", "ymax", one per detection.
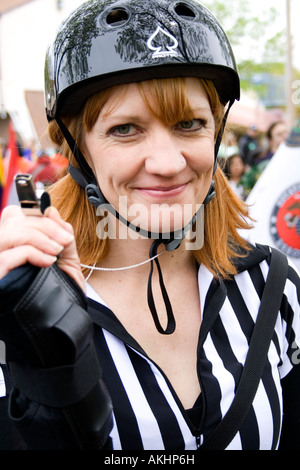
[
  {"xmin": 201, "ymin": 0, "xmax": 289, "ymax": 99},
  {"xmin": 202, "ymin": 0, "xmax": 282, "ymax": 60}
]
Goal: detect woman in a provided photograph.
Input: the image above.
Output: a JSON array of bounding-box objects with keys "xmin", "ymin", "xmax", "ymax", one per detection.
[
  {"xmin": 241, "ymin": 121, "xmax": 289, "ymax": 194},
  {"xmin": 0, "ymin": 0, "xmax": 299, "ymax": 450},
  {"xmin": 253, "ymin": 121, "xmax": 289, "ymax": 166},
  {"xmin": 223, "ymin": 153, "xmax": 247, "ymax": 200}
]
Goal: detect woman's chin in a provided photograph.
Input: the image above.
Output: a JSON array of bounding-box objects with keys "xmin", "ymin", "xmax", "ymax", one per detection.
[{"xmin": 126, "ymin": 212, "xmax": 192, "ymax": 239}]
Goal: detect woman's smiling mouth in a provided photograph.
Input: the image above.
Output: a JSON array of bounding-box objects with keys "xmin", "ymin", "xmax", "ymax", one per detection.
[{"xmin": 135, "ymin": 183, "xmax": 189, "ymax": 199}]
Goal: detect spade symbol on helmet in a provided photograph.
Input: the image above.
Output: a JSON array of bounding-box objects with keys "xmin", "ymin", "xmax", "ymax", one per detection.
[{"xmin": 147, "ymin": 26, "xmax": 179, "ymax": 58}]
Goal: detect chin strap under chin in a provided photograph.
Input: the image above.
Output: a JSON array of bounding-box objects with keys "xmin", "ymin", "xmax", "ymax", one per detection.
[{"xmin": 146, "ymin": 175, "xmax": 216, "ymax": 334}]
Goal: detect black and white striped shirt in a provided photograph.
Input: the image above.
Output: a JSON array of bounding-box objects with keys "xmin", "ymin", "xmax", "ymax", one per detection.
[
  {"xmin": 0, "ymin": 244, "xmax": 299, "ymax": 450},
  {"xmin": 86, "ymin": 245, "xmax": 300, "ymax": 450}
]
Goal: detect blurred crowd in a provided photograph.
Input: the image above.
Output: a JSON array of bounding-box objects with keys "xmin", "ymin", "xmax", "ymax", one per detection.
[
  {"xmin": 0, "ymin": 129, "xmax": 68, "ymax": 210},
  {"xmin": 219, "ymin": 120, "xmax": 289, "ymax": 201},
  {"xmin": 0, "ymin": 141, "xmax": 68, "ymax": 186}
]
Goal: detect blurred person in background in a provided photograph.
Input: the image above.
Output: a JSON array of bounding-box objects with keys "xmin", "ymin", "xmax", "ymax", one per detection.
[
  {"xmin": 238, "ymin": 125, "xmax": 260, "ymax": 167},
  {"xmin": 252, "ymin": 121, "xmax": 289, "ymax": 166},
  {"xmin": 241, "ymin": 121, "xmax": 289, "ymax": 195},
  {"xmin": 223, "ymin": 153, "xmax": 247, "ymax": 200}
]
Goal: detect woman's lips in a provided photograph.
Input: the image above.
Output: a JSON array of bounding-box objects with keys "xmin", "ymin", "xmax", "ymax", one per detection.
[{"xmin": 136, "ymin": 183, "xmax": 188, "ymax": 199}]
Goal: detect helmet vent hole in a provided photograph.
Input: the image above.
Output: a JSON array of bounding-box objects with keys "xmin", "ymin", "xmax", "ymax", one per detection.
[
  {"xmin": 174, "ymin": 3, "xmax": 196, "ymax": 19},
  {"xmin": 106, "ymin": 8, "xmax": 129, "ymax": 26}
]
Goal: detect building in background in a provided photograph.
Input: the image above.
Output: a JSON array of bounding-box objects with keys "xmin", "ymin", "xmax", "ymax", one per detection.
[{"xmin": 0, "ymin": 0, "xmax": 85, "ymax": 152}]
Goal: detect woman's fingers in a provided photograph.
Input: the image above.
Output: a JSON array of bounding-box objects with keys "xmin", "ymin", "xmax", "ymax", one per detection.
[
  {"xmin": 0, "ymin": 205, "xmax": 74, "ymax": 252},
  {"xmin": 0, "ymin": 225, "xmax": 65, "ymax": 256},
  {"xmin": 0, "ymin": 244, "xmax": 58, "ymax": 280},
  {"xmin": 0, "ymin": 204, "xmax": 22, "ymax": 221},
  {"xmin": 0, "ymin": 204, "xmax": 85, "ymax": 292},
  {"xmin": 43, "ymin": 205, "xmax": 74, "ymax": 233},
  {"xmin": 44, "ymin": 207, "xmax": 86, "ymax": 292}
]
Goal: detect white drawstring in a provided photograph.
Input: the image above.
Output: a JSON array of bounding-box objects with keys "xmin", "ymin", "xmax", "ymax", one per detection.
[{"xmin": 81, "ymin": 250, "xmax": 166, "ymax": 281}]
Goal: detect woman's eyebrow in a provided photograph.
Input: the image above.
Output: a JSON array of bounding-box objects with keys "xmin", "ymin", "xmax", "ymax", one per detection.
[
  {"xmin": 102, "ymin": 110, "xmax": 148, "ymax": 122},
  {"xmin": 189, "ymin": 105, "xmax": 212, "ymax": 113}
]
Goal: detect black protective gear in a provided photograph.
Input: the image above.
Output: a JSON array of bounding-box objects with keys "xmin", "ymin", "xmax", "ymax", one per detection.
[{"xmin": 0, "ymin": 263, "xmax": 113, "ymax": 449}]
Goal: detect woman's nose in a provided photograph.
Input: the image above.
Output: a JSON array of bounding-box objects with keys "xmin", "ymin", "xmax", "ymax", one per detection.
[{"xmin": 144, "ymin": 130, "xmax": 186, "ymax": 176}]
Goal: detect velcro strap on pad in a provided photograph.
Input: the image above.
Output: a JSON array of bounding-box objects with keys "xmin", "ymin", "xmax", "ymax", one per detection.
[
  {"xmin": 14, "ymin": 262, "xmax": 86, "ymax": 329},
  {"xmin": 13, "ymin": 263, "xmax": 91, "ymax": 367},
  {"xmin": 9, "ymin": 342, "xmax": 101, "ymax": 408}
]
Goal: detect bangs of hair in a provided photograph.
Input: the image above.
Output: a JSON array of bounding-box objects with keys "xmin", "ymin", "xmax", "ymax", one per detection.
[
  {"xmin": 138, "ymin": 78, "xmax": 194, "ymax": 125},
  {"xmin": 82, "ymin": 78, "xmax": 194, "ymax": 131},
  {"xmin": 79, "ymin": 77, "xmax": 224, "ymax": 138},
  {"xmin": 137, "ymin": 78, "xmax": 224, "ymax": 136},
  {"xmin": 82, "ymin": 87, "xmax": 118, "ymax": 132}
]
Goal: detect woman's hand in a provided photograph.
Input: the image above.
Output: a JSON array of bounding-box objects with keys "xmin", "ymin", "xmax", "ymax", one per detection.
[{"xmin": 0, "ymin": 205, "xmax": 86, "ymax": 292}]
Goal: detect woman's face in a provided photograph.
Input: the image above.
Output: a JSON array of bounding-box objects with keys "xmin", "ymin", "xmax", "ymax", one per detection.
[
  {"xmin": 84, "ymin": 78, "xmax": 215, "ymax": 235},
  {"xmin": 270, "ymin": 122, "xmax": 288, "ymax": 152},
  {"xmin": 229, "ymin": 155, "xmax": 245, "ymax": 178}
]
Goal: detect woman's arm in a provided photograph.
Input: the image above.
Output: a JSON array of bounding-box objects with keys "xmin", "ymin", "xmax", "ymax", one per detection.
[
  {"xmin": 0, "ymin": 263, "xmax": 113, "ymax": 449},
  {"xmin": 0, "ymin": 205, "xmax": 113, "ymax": 450}
]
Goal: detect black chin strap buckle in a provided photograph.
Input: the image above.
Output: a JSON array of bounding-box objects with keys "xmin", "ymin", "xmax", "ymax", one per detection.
[
  {"xmin": 164, "ymin": 238, "xmax": 181, "ymax": 252},
  {"xmin": 85, "ymin": 184, "xmax": 107, "ymax": 207}
]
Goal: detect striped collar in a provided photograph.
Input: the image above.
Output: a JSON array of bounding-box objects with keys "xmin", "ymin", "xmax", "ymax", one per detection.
[{"xmin": 85, "ymin": 243, "xmax": 270, "ymax": 350}]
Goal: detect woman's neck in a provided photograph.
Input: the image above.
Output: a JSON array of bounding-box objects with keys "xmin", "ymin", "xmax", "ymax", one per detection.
[{"xmin": 95, "ymin": 235, "xmax": 195, "ymax": 278}]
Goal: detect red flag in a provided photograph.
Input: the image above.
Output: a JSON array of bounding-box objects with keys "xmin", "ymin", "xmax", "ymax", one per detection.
[{"xmin": 1, "ymin": 122, "xmax": 21, "ymax": 210}]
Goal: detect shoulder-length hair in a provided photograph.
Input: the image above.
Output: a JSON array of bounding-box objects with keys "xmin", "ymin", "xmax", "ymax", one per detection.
[{"xmin": 48, "ymin": 78, "xmax": 252, "ymax": 279}]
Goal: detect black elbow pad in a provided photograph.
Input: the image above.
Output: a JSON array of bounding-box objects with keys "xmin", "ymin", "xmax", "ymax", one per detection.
[
  {"xmin": 12, "ymin": 262, "xmax": 92, "ymax": 368},
  {"xmin": 2, "ymin": 263, "xmax": 113, "ymax": 449}
]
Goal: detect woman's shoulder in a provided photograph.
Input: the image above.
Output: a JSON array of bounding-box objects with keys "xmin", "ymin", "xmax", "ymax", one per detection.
[
  {"xmin": 233, "ymin": 242, "xmax": 298, "ymax": 279},
  {"xmin": 233, "ymin": 242, "xmax": 271, "ymax": 272},
  {"xmin": 229, "ymin": 243, "xmax": 300, "ymax": 319}
]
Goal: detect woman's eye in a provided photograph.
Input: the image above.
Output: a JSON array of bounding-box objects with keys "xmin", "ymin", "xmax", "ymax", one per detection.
[
  {"xmin": 177, "ymin": 119, "xmax": 205, "ymax": 131},
  {"xmin": 110, "ymin": 124, "xmax": 135, "ymax": 136}
]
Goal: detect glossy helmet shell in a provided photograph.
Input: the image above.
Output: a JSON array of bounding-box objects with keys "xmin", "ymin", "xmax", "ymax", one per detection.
[{"xmin": 45, "ymin": 0, "xmax": 240, "ymax": 120}]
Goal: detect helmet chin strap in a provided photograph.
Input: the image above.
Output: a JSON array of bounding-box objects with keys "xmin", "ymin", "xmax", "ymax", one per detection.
[{"xmin": 56, "ymin": 100, "xmax": 232, "ymax": 334}]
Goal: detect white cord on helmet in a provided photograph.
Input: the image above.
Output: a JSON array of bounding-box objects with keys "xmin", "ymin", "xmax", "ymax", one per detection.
[{"xmin": 82, "ymin": 249, "xmax": 166, "ymax": 281}]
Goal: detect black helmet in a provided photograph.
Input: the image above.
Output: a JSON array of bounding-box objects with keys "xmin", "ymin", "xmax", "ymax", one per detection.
[{"xmin": 45, "ymin": 0, "xmax": 240, "ymax": 120}]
